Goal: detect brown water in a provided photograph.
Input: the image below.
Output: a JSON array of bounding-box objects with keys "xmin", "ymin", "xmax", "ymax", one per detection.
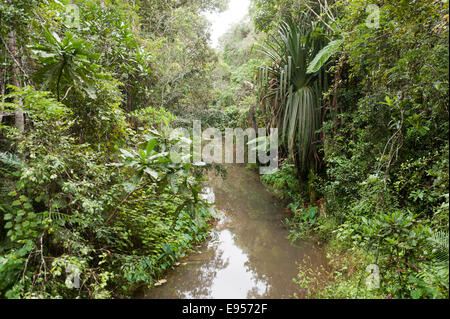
[{"xmin": 142, "ymin": 164, "xmax": 325, "ymax": 299}]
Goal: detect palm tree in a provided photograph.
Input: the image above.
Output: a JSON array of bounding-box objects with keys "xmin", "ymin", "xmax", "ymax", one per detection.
[
  {"xmin": 32, "ymin": 27, "xmax": 100, "ymax": 101},
  {"xmin": 257, "ymin": 19, "xmax": 328, "ymax": 181}
]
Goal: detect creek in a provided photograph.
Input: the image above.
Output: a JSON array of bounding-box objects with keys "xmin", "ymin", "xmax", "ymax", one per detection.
[{"xmin": 142, "ymin": 164, "xmax": 326, "ymax": 298}]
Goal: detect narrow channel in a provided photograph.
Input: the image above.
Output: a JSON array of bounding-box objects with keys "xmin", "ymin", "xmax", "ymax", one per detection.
[{"xmin": 143, "ymin": 164, "xmax": 326, "ymax": 299}]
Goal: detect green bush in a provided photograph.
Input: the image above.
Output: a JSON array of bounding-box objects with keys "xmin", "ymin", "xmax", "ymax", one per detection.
[{"xmin": 0, "ymin": 86, "xmax": 212, "ymax": 298}]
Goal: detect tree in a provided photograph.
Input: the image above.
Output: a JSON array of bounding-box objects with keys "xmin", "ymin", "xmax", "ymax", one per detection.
[
  {"xmin": 7, "ymin": 30, "xmax": 24, "ymax": 131},
  {"xmin": 257, "ymin": 19, "xmax": 328, "ymax": 181},
  {"xmin": 32, "ymin": 28, "xmax": 100, "ymax": 101},
  {"xmin": 0, "ymin": 0, "xmax": 39, "ymax": 131}
]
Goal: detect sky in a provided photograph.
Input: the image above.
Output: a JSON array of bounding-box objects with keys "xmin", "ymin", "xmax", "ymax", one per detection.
[{"xmin": 204, "ymin": 0, "xmax": 250, "ymax": 48}]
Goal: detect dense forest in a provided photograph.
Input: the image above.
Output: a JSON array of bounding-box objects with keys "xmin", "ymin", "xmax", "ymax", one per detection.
[{"xmin": 0, "ymin": 0, "xmax": 448, "ymax": 299}]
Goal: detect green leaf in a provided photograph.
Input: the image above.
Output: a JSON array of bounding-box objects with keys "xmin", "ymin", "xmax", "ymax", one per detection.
[
  {"xmin": 144, "ymin": 167, "xmax": 158, "ymax": 179},
  {"xmin": 146, "ymin": 139, "xmax": 157, "ymax": 155},
  {"xmin": 411, "ymin": 289, "xmax": 422, "ymax": 299},
  {"xmin": 11, "ymin": 200, "xmax": 21, "ymax": 207},
  {"xmin": 307, "ymin": 39, "xmax": 343, "ymax": 74}
]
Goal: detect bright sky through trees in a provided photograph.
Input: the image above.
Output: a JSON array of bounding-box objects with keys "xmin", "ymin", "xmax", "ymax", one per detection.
[{"xmin": 205, "ymin": 0, "xmax": 250, "ymax": 48}]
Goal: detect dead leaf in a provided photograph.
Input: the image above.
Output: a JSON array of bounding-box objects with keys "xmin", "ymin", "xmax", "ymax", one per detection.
[{"xmin": 154, "ymin": 279, "xmax": 167, "ymax": 286}]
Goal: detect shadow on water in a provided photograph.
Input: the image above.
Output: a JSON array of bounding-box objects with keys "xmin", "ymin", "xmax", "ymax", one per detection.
[{"xmin": 141, "ymin": 164, "xmax": 326, "ymax": 299}]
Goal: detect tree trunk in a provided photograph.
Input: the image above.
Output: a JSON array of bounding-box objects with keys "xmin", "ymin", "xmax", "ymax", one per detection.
[
  {"xmin": 294, "ymin": 152, "xmax": 304, "ymax": 185},
  {"xmin": 8, "ymin": 30, "xmax": 24, "ymax": 131},
  {"xmin": 249, "ymin": 103, "xmax": 257, "ymax": 132},
  {"xmin": 0, "ymin": 58, "xmax": 5, "ymax": 97},
  {"xmin": 0, "ymin": 61, "xmax": 4, "ymax": 124}
]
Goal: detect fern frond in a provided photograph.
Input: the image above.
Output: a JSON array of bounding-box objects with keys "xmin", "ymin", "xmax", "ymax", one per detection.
[{"xmin": 0, "ymin": 151, "xmax": 22, "ymax": 168}]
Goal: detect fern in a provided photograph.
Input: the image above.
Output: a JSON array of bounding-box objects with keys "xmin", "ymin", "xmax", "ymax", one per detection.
[
  {"xmin": 45, "ymin": 210, "xmax": 83, "ymax": 225},
  {"xmin": 0, "ymin": 151, "xmax": 22, "ymax": 168}
]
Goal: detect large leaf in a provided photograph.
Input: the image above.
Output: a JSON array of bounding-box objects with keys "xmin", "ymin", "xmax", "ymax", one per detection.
[{"xmin": 307, "ymin": 39, "xmax": 343, "ymax": 74}]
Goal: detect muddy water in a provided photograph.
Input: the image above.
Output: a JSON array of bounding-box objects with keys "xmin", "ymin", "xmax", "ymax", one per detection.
[{"xmin": 143, "ymin": 164, "xmax": 325, "ymax": 299}]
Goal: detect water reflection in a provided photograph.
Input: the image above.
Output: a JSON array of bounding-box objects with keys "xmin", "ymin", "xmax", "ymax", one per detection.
[
  {"xmin": 143, "ymin": 165, "xmax": 325, "ymax": 299},
  {"xmin": 193, "ymin": 230, "xmax": 268, "ymax": 299}
]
